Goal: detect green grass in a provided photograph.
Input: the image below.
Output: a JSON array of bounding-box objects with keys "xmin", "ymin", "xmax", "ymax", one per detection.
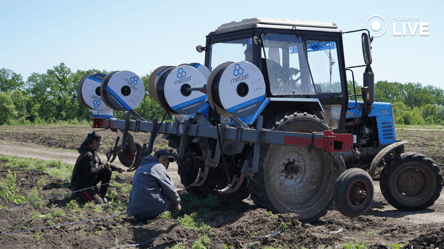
[
  {"xmin": 1, "ymin": 120, "xmax": 90, "ymax": 127},
  {"xmin": 66, "ymin": 200, "xmax": 81, "ymax": 211},
  {"xmin": 37, "ymin": 176, "xmax": 49, "ymax": 186},
  {"xmin": 192, "ymin": 234, "xmax": 212, "ymax": 249},
  {"xmin": 121, "ymin": 184, "xmax": 132, "ymax": 193},
  {"xmin": 27, "ymin": 187, "xmax": 46, "ymax": 208},
  {"xmin": 180, "ymin": 193, "xmax": 218, "ymax": 212},
  {"xmin": 177, "ymin": 213, "xmax": 213, "ymax": 233},
  {"xmin": 0, "ymin": 170, "xmax": 27, "ymax": 204},
  {"xmin": 37, "ymin": 159, "xmax": 74, "ymax": 182},
  {"xmin": 2, "ymin": 156, "xmax": 40, "ymax": 170},
  {"xmin": 171, "ymin": 242, "xmax": 187, "ymax": 249},
  {"xmin": 159, "ymin": 211, "xmax": 172, "ymax": 219},
  {"xmin": 395, "ymin": 124, "xmax": 444, "ymax": 130},
  {"xmin": 0, "ymin": 155, "xmax": 74, "ymax": 182}
]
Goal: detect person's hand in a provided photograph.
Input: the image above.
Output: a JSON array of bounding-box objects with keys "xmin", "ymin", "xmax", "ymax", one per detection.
[
  {"xmin": 173, "ymin": 204, "xmax": 182, "ymax": 213},
  {"xmin": 110, "ymin": 164, "xmax": 123, "ymax": 173},
  {"xmin": 103, "ymin": 162, "xmax": 111, "ymax": 169}
]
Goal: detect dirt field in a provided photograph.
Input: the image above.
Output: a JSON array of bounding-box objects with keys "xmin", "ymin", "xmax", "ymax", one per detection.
[{"xmin": 0, "ymin": 125, "xmax": 444, "ymax": 248}]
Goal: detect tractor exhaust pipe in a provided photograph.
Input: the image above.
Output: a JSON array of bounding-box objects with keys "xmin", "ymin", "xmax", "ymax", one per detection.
[{"xmin": 362, "ymin": 66, "xmax": 374, "ymax": 116}]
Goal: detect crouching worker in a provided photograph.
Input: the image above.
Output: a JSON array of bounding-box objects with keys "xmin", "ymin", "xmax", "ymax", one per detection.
[
  {"xmin": 127, "ymin": 150, "xmax": 181, "ymax": 222},
  {"xmin": 71, "ymin": 131, "xmax": 123, "ymax": 204}
]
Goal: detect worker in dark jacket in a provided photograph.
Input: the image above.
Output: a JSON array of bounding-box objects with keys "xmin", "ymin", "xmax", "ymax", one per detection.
[
  {"xmin": 71, "ymin": 131, "xmax": 122, "ymax": 204},
  {"xmin": 127, "ymin": 149, "xmax": 181, "ymax": 222}
]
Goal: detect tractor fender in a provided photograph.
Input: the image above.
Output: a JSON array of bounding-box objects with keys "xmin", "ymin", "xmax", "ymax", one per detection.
[{"xmin": 368, "ymin": 141, "xmax": 408, "ymax": 179}]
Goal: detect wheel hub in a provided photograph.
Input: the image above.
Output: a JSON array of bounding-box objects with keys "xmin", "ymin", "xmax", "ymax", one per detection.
[
  {"xmin": 281, "ymin": 155, "xmax": 304, "ymax": 181},
  {"xmin": 349, "ymin": 181, "xmax": 369, "ymax": 206},
  {"xmin": 266, "ymin": 146, "xmax": 333, "ymax": 213},
  {"xmin": 397, "ymin": 169, "xmax": 425, "ymax": 196}
]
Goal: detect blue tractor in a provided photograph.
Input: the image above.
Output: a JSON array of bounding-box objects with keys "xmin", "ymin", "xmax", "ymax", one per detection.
[{"xmin": 159, "ymin": 18, "xmax": 443, "ymax": 222}]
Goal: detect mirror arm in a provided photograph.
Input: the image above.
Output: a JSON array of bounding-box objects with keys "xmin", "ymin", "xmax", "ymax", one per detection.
[{"xmin": 343, "ymin": 28, "xmax": 371, "ymax": 38}]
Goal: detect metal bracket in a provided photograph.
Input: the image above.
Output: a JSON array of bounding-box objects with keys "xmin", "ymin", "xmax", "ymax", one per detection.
[
  {"xmin": 241, "ymin": 115, "xmax": 263, "ymax": 178},
  {"xmin": 186, "ymin": 165, "xmax": 209, "ymax": 188},
  {"xmin": 217, "ymin": 174, "xmax": 244, "ymax": 194},
  {"xmin": 178, "ymin": 120, "xmax": 190, "ymax": 158},
  {"xmin": 120, "ymin": 112, "xmax": 132, "ymax": 153},
  {"xmin": 230, "ymin": 116, "xmax": 249, "ymax": 128},
  {"xmin": 105, "ymin": 136, "xmax": 120, "ymax": 163},
  {"xmin": 205, "ymin": 123, "xmax": 226, "ymax": 167},
  {"xmin": 146, "ymin": 118, "xmax": 158, "ymax": 156}
]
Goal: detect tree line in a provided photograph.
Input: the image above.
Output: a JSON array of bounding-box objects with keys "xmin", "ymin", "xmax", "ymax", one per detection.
[
  {"xmin": 0, "ymin": 63, "xmax": 163, "ymax": 125},
  {"xmin": 0, "ymin": 63, "xmax": 443, "ymax": 125}
]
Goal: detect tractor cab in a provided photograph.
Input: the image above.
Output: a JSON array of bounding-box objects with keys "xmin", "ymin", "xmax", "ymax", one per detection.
[{"xmin": 200, "ymin": 18, "xmax": 350, "ymax": 131}]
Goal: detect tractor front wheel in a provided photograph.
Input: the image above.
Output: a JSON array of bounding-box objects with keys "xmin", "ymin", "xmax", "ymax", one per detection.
[
  {"xmin": 334, "ymin": 168, "xmax": 374, "ymax": 217},
  {"xmin": 380, "ymin": 152, "xmax": 442, "ymax": 211}
]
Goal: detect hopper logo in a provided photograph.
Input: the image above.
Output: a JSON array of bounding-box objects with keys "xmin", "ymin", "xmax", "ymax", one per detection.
[
  {"xmin": 233, "ymin": 64, "xmax": 244, "ymax": 76},
  {"xmin": 130, "ymin": 76, "xmax": 139, "ymax": 85},
  {"xmin": 93, "ymin": 100, "xmax": 101, "ymax": 108},
  {"xmin": 177, "ymin": 68, "xmax": 187, "ymax": 79}
]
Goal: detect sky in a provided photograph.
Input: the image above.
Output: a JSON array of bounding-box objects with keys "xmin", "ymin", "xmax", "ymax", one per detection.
[{"xmin": 1, "ymin": 0, "xmax": 443, "ymax": 89}]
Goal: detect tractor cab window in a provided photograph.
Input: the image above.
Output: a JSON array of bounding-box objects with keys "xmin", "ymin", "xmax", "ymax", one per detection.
[
  {"xmin": 262, "ymin": 33, "xmax": 315, "ymax": 95},
  {"xmin": 261, "ymin": 34, "xmax": 342, "ymax": 95},
  {"xmin": 209, "ymin": 38, "xmax": 252, "ymax": 71},
  {"xmin": 305, "ymin": 40, "xmax": 341, "ymax": 93}
]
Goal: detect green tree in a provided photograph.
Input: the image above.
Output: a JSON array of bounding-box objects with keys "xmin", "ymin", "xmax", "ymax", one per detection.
[
  {"xmin": 11, "ymin": 90, "xmax": 30, "ymax": 122},
  {"xmin": 0, "ymin": 68, "xmax": 25, "ymax": 93},
  {"xmin": 374, "ymin": 80, "xmax": 404, "ymax": 103},
  {"xmin": 0, "ymin": 92, "xmax": 18, "ymax": 124},
  {"xmin": 25, "ymin": 72, "xmax": 57, "ymax": 121},
  {"xmin": 402, "ymin": 82, "xmax": 435, "ymax": 108}
]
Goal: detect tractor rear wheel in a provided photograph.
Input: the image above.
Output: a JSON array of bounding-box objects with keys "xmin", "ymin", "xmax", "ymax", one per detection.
[
  {"xmin": 248, "ymin": 112, "xmax": 338, "ymax": 222},
  {"xmin": 177, "ymin": 156, "xmax": 250, "ymax": 202},
  {"xmin": 380, "ymin": 152, "xmax": 442, "ymax": 211},
  {"xmin": 118, "ymin": 140, "xmax": 142, "ymax": 167}
]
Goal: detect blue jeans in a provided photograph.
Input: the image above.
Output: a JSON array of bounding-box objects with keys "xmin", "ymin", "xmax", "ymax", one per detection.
[{"xmin": 134, "ymin": 201, "xmax": 170, "ymax": 222}]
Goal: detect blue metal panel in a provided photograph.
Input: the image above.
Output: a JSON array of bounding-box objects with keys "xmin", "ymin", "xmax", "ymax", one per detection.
[
  {"xmin": 230, "ymin": 98, "xmax": 270, "ymax": 126},
  {"xmin": 346, "ymin": 101, "xmax": 396, "ymax": 145},
  {"xmin": 376, "ymin": 114, "xmax": 396, "ymax": 145},
  {"xmin": 187, "ymin": 103, "xmax": 210, "ymax": 119}
]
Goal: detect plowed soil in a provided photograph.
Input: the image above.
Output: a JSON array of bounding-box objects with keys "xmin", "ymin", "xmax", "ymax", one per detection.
[{"xmin": 0, "ymin": 125, "xmax": 444, "ymax": 248}]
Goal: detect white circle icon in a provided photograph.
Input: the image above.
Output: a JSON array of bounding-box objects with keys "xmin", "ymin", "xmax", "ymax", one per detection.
[
  {"xmin": 366, "ymin": 15, "xmax": 387, "ymax": 37},
  {"xmin": 371, "ymin": 21, "xmax": 381, "ymax": 31}
]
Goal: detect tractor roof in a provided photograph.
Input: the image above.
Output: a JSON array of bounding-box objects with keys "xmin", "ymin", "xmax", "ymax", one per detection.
[{"xmin": 211, "ymin": 18, "xmax": 340, "ymax": 35}]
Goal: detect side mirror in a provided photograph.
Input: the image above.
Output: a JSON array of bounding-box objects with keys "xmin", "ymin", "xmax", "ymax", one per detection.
[
  {"xmin": 361, "ymin": 33, "xmax": 372, "ymax": 65},
  {"xmin": 196, "ymin": 45, "xmax": 206, "ymax": 53}
]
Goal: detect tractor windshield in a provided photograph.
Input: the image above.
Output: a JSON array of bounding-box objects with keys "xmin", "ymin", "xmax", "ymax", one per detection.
[
  {"xmin": 209, "ymin": 38, "xmax": 253, "ymax": 71},
  {"xmin": 262, "ymin": 33, "xmax": 341, "ymax": 95}
]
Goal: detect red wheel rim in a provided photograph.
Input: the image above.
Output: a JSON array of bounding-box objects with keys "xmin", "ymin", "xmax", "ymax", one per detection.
[
  {"xmin": 125, "ymin": 146, "xmax": 140, "ymax": 161},
  {"xmin": 348, "ymin": 180, "xmax": 370, "ymax": 206}
]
